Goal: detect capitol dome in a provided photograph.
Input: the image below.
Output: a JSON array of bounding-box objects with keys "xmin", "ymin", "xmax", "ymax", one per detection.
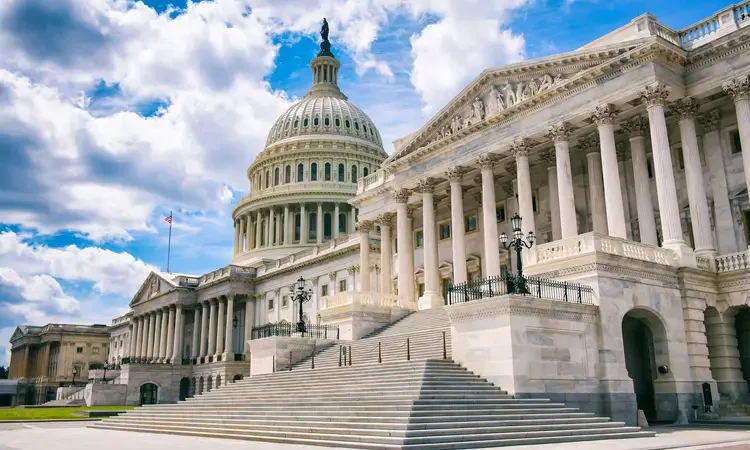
[{"xmin": 230, "ymin": 21, "xmax": 387, "ymax": 264}]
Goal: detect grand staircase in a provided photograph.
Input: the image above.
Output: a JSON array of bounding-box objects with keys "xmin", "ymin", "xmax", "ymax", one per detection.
[{"xmin": 91, "ymin": 309, "xmax": 654, "ymax": 448}]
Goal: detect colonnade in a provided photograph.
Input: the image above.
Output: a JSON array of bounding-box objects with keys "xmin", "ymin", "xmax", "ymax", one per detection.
[
  {"xmin": 359, "ymin": 79, "xmax": 750, "ymax": 305},
  {"xmin": 233, "ymin": 202, "xmax": 357, "ymax": 255}
]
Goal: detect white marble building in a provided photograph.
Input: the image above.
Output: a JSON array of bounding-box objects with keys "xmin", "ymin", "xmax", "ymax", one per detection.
[{"xmin": 58, "ymin": 5, "xmax": 750, "ymax": 424}]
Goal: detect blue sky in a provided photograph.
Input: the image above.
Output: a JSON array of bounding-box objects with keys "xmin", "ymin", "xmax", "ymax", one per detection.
[{"xmin": 0, "ymin": 0, "xmax": 732, "ymax": 364}]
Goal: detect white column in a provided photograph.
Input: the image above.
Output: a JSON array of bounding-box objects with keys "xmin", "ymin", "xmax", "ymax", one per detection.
[
  {"xmin": 548, "ymin": 123, "xmax": 576, "ymax": 238},
  {"xmin": 349, "ymin": 207, "xmax": 356, "ymax": 236},
  {"xmin": 131, "ymin": 318, "xmax": 141, "ymax": 359},
  {"xmin": 207, "ymin": 299, "xmax": 217, "ymax": 357},
  {"xmin": 158, "ymin": 309, "xmax": 168, "ymax": 361},
  {"xmin": 244, "ymin": 299, "xmax": 254, "ymax": 355},
  {"xmin": 269, "ymin": 208, "xmax": 276, "ymax": 246},
  {"xmin": 417, "ymin": 179, "xmax": 443, "ymax": 308},
  {"xmin": 265, "ymin": 209, "xmax": 271, "ymax": 247},
  {"xmin": 283, "ymin": 205, "xmax": 290, "ymax": 245},
  {"xmin": 245, "ymin": 214, "xmax": 253, "ymax": 251},
  {"xmin": 700, "ymin": 110, "xmax": 739, "ymax": 254},
  {"xmin": 478, "ymin": 153, "xmax": 501, "ymax": 276},
  {"xmin": 511, "ymin": 141, "xmax": 536, "ymax": 259},
  {"xmin": 357, "ymin": 221, "xmax": 373, "ymax": 292},
  {"xmin": 233, "ymin": 220, "xmax": 239, "ymax": 256},
  {"xmin": 333, "ymin": 203, "xmax": 340, "ymax": 239},
  {"xmin": 191, "ymin": 308, "xmax": 200, "ymax": 360},
  {"xmin": 275, "ymin": 208, "xmax": 283, "ymax": 246},
  {"xmin": 546, "ymin": 162, "xmax": 561, "ymax": 241},
  {"xmin": 673, "ymin": 98, "xmax": 715, "ymax": 256},
  {"xmin": 238, "ymin": 217, "xmax": 246, "ymax": 253},
  {"xmin": 640, "ymin": 85, "xmax": 695, "ymax": 265},
  {"xmin": 724, "ymin": 76, "xmax": 750, "ymax": 199},
  {"xmin": 215, "ymin": 298, "xmax": 226, "ymax": 357},
  {"xmin": 171, "ymin": 304, "xmax": 183, "ymax": 364},
  {"xmin": 255, "ymin": 211, "xmax": 262, "ymax": 249},
  {"xmin": 622, "ymin": 117, "xmax": 659, "ymax": 246},
  {"xmin": 591, "ymin": 104, "xmax": 627, "ymax": 239},
  {"xmin": 394, "ymin": 189, "xmax": 415, "ymax": 307},
  {"xmin": 138, "ymin": 316, "xmax": 147, "ymax": 359},
  {"xmin": 166, "ymin": 306, "xmax": 175, "ymax": 362},
  {"xmin": 224, "ymin": 295, "xmax": 234, "ymax": 358},
  {"xmin": 199, "ymin": 301, "xmax": 209, "ymax": 360},
  {"xmin": 145, "ymin": 313, "xmax": 155, "ymax": 360},
  {"xmin": 300, "ymin": 203, "xmax": 308, "ymax": 243},
  {"xmin": 447, "ymin": 168, "xmax": 467, "ymax": 283},
  {"xmin": 316, "ymin": 202, "xmax": 323, "ymax": 244},
  {"xmin": 377, "ymin": 213, "xmax": 394, "ymax": 294}
]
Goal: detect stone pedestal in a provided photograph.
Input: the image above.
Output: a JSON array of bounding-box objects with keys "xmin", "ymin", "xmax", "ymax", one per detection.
[
  {"xmin": 249, "ymin": 336, "xmax": 337, "ymax": 375},
  {"xmin": 319, "ymin": 292, "xmax": 410, "ymax": 340}
]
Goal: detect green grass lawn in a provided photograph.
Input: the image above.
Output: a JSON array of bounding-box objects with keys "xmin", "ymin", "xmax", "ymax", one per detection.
[{"xmin": 0, "ymin": 405, "xmax": 136, "ymax": 421}]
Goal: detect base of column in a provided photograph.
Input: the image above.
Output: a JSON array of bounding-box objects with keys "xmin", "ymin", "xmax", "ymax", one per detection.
[
  {"xmin": 663, "ymin": 240, "xmax": 697, "ymax": 268},
  {"xmin": 418, "ymin": 292, "xmax": 445, "ymax": 310}
]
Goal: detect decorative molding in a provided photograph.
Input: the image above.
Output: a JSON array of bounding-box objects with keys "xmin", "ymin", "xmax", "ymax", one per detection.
[
  {"xmin": 376, "ymin": 212, "xmax": 395, "ymax": 227},
  {"xmin": 538, "ymin": 150, "xmax": 556, "ymax": 166},
  {"xmin": 510, "ymin": 138, "xmax": 532, "ymax": 158},
  {"xmin": 393, "ymin": 188, "xmax": 411, "ymax": 204},
  {"xmin": 477, "ymin": 153, "xmax": 495, "ymax": 169},
  {"xmin": 415, "ymin": 177, "xmax": 438, "ymax": 194},
  {"xmin": 505, "ymin": 161, "xmax": 517, "ymax": 177},
  {"xmin": 621, "ymin": 116, "xmax": 647, "ymax": 138},
  {"xmin": 447, "ymin": 299, "xmax": 598, "ymax": 324},
  {"xmin": 590, "ymin": 103, "xmax": 618, "ymax": 125},
  {"xmin": 670, "ymin": 97, "xmax": 699, "ymax": 120},
  {"xmin": 546, "ymin": 122, "xmax": 573, "ymax": 143},
  {"xmin": 723, "ymin": 76, "xmax": 750, "ymax": 102},
  {"xmin": 356, "ymin": 220, "xmax": 374, "ymax": 233},
  {"xmin": 639, "ymin": 84, "xmax": 670, "ymax": 108},
  {"xmin": 445, "ymin": 167, "xmax": 465, "ymax": 183},
  {"xmin": 698, "ymin": 110, "xmax": 720, "ymax": 133},
  {"xmin": 578, "ymin": 133, "xmax": 600, "ymax": 154}
]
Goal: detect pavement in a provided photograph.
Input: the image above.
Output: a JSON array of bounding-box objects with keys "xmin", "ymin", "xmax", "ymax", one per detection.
[{"xmin": 1, "ymin": 422, "xmax": 750, "ymax": 450}]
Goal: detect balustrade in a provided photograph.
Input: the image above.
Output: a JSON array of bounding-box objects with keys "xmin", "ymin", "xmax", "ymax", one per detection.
[
  {"xmin": 716, "ymin": 249, "xmax": 750, "ymax": 273},
  {"xmin": 356, "ymin": 169, "xmax": 393, "ymax": 194},
  {"xmin": 322, "ymin": 291, "xmax": 402, "ymax": 309}
]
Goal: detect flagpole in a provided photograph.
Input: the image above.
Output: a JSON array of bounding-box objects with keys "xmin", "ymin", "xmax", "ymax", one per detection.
[{"xmin": 167, "ymin": 211, "xmax": 172, "ymax": 273}]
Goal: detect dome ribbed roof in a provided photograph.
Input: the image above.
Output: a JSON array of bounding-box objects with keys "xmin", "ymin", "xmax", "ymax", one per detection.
[{"xmin": 265, "ymin": 96, "xmax": 383, "ymax": 148}]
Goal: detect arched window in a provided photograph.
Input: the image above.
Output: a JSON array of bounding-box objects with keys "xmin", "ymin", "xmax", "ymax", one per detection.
[
  {"xmin": 265, "ymin": 170, "xmax": 270, "ymax": 188},
  {"xmin": 207, "ymin": 376, "xmax": 213, "ymax": 392},
  {"xmin": 370, "ymin": 127, "xmax": 374, "ymax": 136},
  {"xmin": 274, "ymin": 167, "xmax": 280, "ymax": 186},
  {"xmin": 354, "ymin": 121, "xmax": 360, "ymax": 131},
  {"xmin": 345, "ymin": 120, "xmax": 350, "ymax": 129},
  {"xmin": 324, "ymin": 163, "xmax": 331, "ymax": 181},
  {"xmin": 297, "ymin": 163, "xmax": 304, "ymax": 182},
  {"xmin": 323, "ymin": 213, "xmax": 332, "ymax": 241},
  {"xmin": 363, "ymin": 167, "xmax": 369, "ymax": 177},
  {"xmin": 313, "ymin": 117, "xmax": 319, "ymax": 126},
  {"xmin": 294, "ymin": 119, "xmax": 299, "ymax": 128},
  {"xmin": 294, "ymin": 213, "xmax": 301, "ymax": 241},
  {"xmin": 285, "ymin": 165, "xmax": 291, "ymax": 184},
  {"xmin": 338, "ymin": 213, "xmax": 347, "ymax": 234},
  {"xmin": 324, "ymin": 117, "xmax": 330, "ymax": 126},
  {"xmin": 338, "ymin": 163, "xmax": 345, "ymax": 182},
  {"xmin": 363, "ymin": 124, "xmax": 368, "ymax": 133},
  {"xmin": 311, "ymin": 162, "xmax": 318, "ymax": 181},
  {"xmin": 351, "ymin": 165, "xmax": 358, "ymax": 183},
  {"xmin": 335, "ymin": 118, "xmax": 341, "ymax": 127},
  {"xmin": 303, "ymin": 118, "xmax": 309, "ymax": 127},
  {"xmin": 309, "ymin": 213, "xmax": 317, "ymax": 241}
]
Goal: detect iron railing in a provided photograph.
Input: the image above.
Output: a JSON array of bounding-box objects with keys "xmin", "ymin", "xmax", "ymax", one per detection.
[
  {"xmin": 251, "ymin": 322, "xmax": 340, "ymax": 340},
  {"xmin": 448, "ymin": 274, "xmax": 594, "ymax": 305}
]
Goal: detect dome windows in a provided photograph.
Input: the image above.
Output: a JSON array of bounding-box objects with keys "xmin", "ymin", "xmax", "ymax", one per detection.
[
  {"xmin": 363, "ymin": 124, "xmax": 367, "ymax": 134},
  {"xmin": 335, "ymin": 118, "xmax": 340, "ymax": 127},
  {"xmin": 338, "ymin": 163, "xmax": 345, "ymax": 182},
  {"xmin": 303, "ymin": 118, "xmax": 309, "ymax": 127},
  {"xmin": 311, "ymin": 162, "xmax": 318, "ymax": 181},
  {"xmin": 354, "ymin": 121, "xmax": 360, "ymax": 131},
  {"xmin": 294, "ymin": 119, "xmax": 299, "ymax": 129},
  {"xmin": 324, "ymin": 162, "xmax": 331, "ymax": 181},
  {"xmin": 274, "ymin": 167, "xmax": 280, "ymax": 186},
  {"xmin": 345, "ymin": 120, "xmax": 350, "ymax": 129},
  {"xmin": 285, "ymin": 165, "xmax": 291, "ymax": 184},
  {"xmin": 363, "ymin": 167, "xmax": 369, "ymax": 177},
  {"xmin": 351, "ymin": 165, "xmax": 358, "ymax": 183},
  {"xmin": 324, "ymin": 117, "xmax": 330, "ymax": 126},
  {"xmin": 297, "ymin": 164, "xmax": 304, "ymax": 182},
  {"xmin": 313, "ymin": 117, "xmax": 319, "ymax": 126}
]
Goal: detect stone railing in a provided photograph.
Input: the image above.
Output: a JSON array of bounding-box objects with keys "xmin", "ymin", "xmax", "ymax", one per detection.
[
  {"xmin": 533, "ymin": 232, "xmax": 679, "ymax": 267},
  {"xmin": 248, "ymin": 181, "xmax": 356, "ymax": 199},
  {"xmin": 696, "ymin": 256, "xmax": 713, "ymax": 272},
  {"xmin": 678, "ymin": 2, "xmax": 750, "ymax": 49},
  {"xmin": 323, "ymin": 291, "xmax": 402, "ymax": 310},
  {"xmin": 357, "ymin": 169, "xmax": 393, "ymax": 195},
  {"xmin": 716, "ymin": 249, "xmax": 750, "ymax": 273},
  {"xmin": 199, "ymin": 265, "xmax": 254, "ymax": 285},
  {"xmin": 56, "ymin": 386, "xmax": 85, "ymax": 401}
]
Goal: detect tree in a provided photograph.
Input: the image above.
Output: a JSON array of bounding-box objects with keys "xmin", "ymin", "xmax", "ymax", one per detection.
[{"xmin": 0, "ymin": 366, "xmax": 8, "ymax": 379}]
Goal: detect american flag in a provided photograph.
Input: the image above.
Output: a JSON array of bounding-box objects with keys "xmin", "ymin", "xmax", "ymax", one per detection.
[{"xmin": 164, "ymin": 215, "xmax": 172, "ymax": 225}]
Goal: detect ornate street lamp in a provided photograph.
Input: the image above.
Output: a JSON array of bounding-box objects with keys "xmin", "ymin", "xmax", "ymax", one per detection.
[
  {"xmin": 292, "ymin": 277, "xmax": 313, "ymax": 333},
  {"xmin": 499, "ymin": 213, "xmax": 536, "ymax": 293}
]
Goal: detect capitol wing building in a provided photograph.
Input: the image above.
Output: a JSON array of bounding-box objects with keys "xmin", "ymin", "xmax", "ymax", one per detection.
[{"xmin": 8, "ymin": 4, "xmax": 750, "ymax": 438}]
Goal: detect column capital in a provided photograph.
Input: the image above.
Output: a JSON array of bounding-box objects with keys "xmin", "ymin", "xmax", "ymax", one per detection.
[
  {"xmin": 328, "ymin": 271, "xmax": 337, "ymax": 281},
  {"xmin": 723, "ymin": 76, "xmax": 750, "ymax": 102},
  {"xmin": 347, "ymin": 266, "xmax": 357, "ymax": 275},
  {"xmin": 639, "ymin": 84, "xmax": 670, "ymax": 108},
  {"xmin": 670, "ymin": 97, "xmax": 700, "ymax": 120},
  {"xmin": 578, "ymin": 133, "xmax": 600, "ymax": 154},
  {"xmin": 698, "ymin": 110, "xmax": 721, "ymax": 133},
  {"xmin": 621, "ymin": 116, "xmax": 648, "ymax": 138},
  {"xmin": 538, "ymin": 149, "xmax": 556, "ymax": 166},
  {"xmin": 473, "ymin": 191, "xmax": 483, "ymax": 206},
  {"xmin": 376, "ymin": 212, "xmax": 395, "ymax": 226},
  {"xmin": 509, "ymin": 138, "xmax": 532, "ymax": 158},
  {"xmin": 590, "ymin": 103, "xmax": 618, "ymax": 125},
  {"xmin": 476, "ymin": 152, "xmax": 495, "ymax": 169},
  {"xmin": 393, "ymin": 188, "xmax": 411, "ymax": 204},
  {"xmin": 445, "ymin": 167, "xmax": 465, "ymax": 182},
  {"xmin": 356, "ymin": 220, "xmax": 374, "ymax": 233},
  {"xmin": 505, "ymin": 160, "xmax": 517, "ymax": 177},
  {"xmin": 415, "ymin": 177, "xmax": 438, "ymax": 194},
  {"xmin": 546, "ymin": 122, "xmax": 573, "ymax": 143}
]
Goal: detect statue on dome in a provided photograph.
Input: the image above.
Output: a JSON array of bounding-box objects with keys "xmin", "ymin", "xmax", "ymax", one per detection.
[{"xmin": 318, "ymin": 18, "xmax": 334, "ymax": 57}]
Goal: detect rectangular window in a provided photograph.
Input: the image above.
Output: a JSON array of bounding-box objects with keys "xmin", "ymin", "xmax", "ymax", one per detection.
[
  {"xmin": 415, "ymin": 230, "xmax": 424, "ymax": 248},
  {"xmin": 439, "ymin": 222, "xmax": 451, "ymax": 240},
  {"xmin": 76, "ymin": 347, "xmax": 83, "ymax": 354},
  {"xmin": 496, "ymin": 202, "xmax": 506, "ymax": 222},
  {"xmin": 442, "ymin": 278, "xmax": 451, "ymax": 299},
  {"xmin": 321, "ymin": 284, "xmax": 329, "ymax": 297},
  {"xmin": 282, "ymin": 295, "xmax": 289, "ymax": 308},
  {"xmin": 268, "ymin": 298, "xmax": 274, "ymax": 311},
  {"xmin": 464, "ymin": 212, "xmax": 478, "ymax": 233},
  {"xmin": 339, "ymin": 279, "xmax": 347, "ymax": 292},
  {"xmin": 731, "ymin": 130, "xmax": 743, "ymax": 154},
  {"xmin": 92, "ymin": 347, "xmax": 99, "ymax": 354},
  {"xmin": 674, "ymin": 145, "xmax": 684, "ymax": 170}
]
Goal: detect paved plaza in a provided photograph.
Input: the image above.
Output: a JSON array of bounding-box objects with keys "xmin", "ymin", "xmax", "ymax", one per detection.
[{"xmin": 1, "ymin": 422, "xmax": 750, "ymax": 450}]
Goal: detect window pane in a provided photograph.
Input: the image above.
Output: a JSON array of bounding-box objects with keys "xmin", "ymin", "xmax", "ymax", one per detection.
[
  {"xmin": 297, "ymin": 164, "xmax": 304, "ymax": 182},
  {"xmin": 311, "ymin": 163, "xmax": 318, "ymax": 181},
  {"xmin": 325, "ymin": 163, "xmax": 331, "ymax": 180},
  {"xmin": 496, "ymin": 204, "xmax": 506, "ymax": 222},
  {"xmin": 338, "ymin": 164, "xmax": 345, "ymax": 181}
]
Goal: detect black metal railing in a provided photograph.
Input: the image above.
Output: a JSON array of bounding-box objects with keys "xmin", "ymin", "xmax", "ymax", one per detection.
[
  {"xmin": 448, "ymin": 274, "xmax": 594, "ymax": 305},
  {"xmin": 251, "ymin": 322, "xmax": 340, "ymax": 340}
]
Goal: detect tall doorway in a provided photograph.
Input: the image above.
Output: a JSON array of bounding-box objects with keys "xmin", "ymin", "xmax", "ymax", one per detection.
[
  {"xmin": 622, "ymin": 311, "xmax": 657, "ymax": 421},
  {"xmin": 139, "ymin": 383, "xmax": 158, "ymax": 405}
]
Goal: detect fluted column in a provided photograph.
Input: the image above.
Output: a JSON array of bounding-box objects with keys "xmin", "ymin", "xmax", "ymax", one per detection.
[
  {"xmin": 165, "ymin": 305, "xmax": 175, "ymax": 362},
  {"xmin": 723, "ymin": 76, "xmax": 750, "ymax": 197},
  {"xmin": 394, "ymin": 189, "xmax": 415, "ymax": 307},
  {"xmin": 590, "ymin": 104, "xmax": 627, "ymax": 238},
  {"xmin": 377, "ymin": 213, "xmax": 394, "ymax": 294},
  {"xmin": 417, "ymin": 178, "xmax": 442, "ymax": 308},
  {"xmin": 269, "ymin": 208, "xmax": 276, "ymax": 246},
  {"xmin": 158, "ymin": 309, "xmax": 168, "ymax": 361},
  {"xmin": 580, "ymin": 134, "xmax": 608, "ymax": 235},
  {"xmin": 172, "ymin": 304, "xmax": 183, "ymax": 364},
  {"xmin": 199, "ymin": 301, "xmax": 209, "ymax": 360},
  {"xmin": 233, "ymin": 220, "xmax": 240, "ymax": 255},
  {"xmin": 333, "ymin": 203, "xmax": 340, "ymax": 239},
  {"xmin": 132, "ymin": 317, "xmax": 141, "ymax": 359},
  {"xmin": 275, "ymin": 208, "xmax": 283, "ymax": 245},
  {"xmin": 700, "ymin": 111, "xmax": 738, "ymax": 254},
  {"xmin": 283, "ymin": 205, "xmax": 290, "ymax": 245},
  {"xmin": 547, "ymin": 123, "xmax": 576, "ymax": 238},
  {"xmin": 146, "ymin": 312, "xmax": 156, "ymax": 360},
  {"xmin": 622, "ymin": 117, "xmax": 658, "ymax": 246},
  {"xmin": 477, "ymin": 153, "xmax": 501, "ymax": 276},
  {"xmin": 357, "ymin": 221, "xmax": 373, "ymax": 292},
  {"xmin": 673, "ymin": 98, "xmax": 715, "ymax": 256},
  {"xmin": 446, "ymin": 168, "xmax": 467, "ymax": 283},
  {"xmin": 300, "ymin": 203, "xmax": 308, "ymax": 244},
  {"xmin": 245, "ymin": 214, "xmax": 253, "ymax": 250},
  {"xmin": 640, "ymin": 85, "xmax": 694, "ymax": 264},
  {"xmin": 215, "ymin": 298, "xmax": 226, "ymax": 357},
  {"xmin": 207, "ymin": 299, "xmax": 217, "ymax": 357},
  {"xmin": 542, "ymin": 153, "xmax": 561, "ymax": 241},
  {"xmin": 224, "ymin": 295, "xmax": 234, "ymax": 358},
  {"xmin": 191, "ymin": 308, "xmax": 200, "ymax": 360},
  {"xmin": 138, "ymin": 316, "xmax": 147, "ymax": 359},
  {"xmin": 264, "ymin": 209, "xmax": 271, "ymax": 247},
  {"xmin": 511, "ymin": 140, "xmax": 536, "ymax": 259},
  {"xmin": 255, "ymin": 211, "xmax": 262, "ymax": 249},
  {"xmin": 244, "ymin": 299, "xmax": 254, "ymax": 355},
  {"xmin": 238, "ymin": 216, "xmax": 246, "ymax": 253},
  {"xmin": 349, "ymin": 207, "xmax": 357, "ymax": 236},
  {"xmin": 316, "ymin": 202, "xmax": 324, "ymax": 244}
]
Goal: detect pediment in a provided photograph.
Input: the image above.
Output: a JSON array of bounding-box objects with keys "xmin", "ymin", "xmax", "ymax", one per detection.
[
  {"xmin": 129, "ymin": 271, "xmax": 174, "ymax": 307},
  {"xmin": 386, "ymin": 39, "xmax": 660, "ymax": 165},
  {"xmin": 9, "ymin": 327, "xmax": 25, "ymax": 343}
]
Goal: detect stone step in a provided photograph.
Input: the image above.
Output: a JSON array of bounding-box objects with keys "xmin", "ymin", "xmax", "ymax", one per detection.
[
  {"xmin": 146, "ymin": 399, "xmax": 557, "ymax": 410},
  {"xmin": 181, "ymin": 394, "xmax": 518, "ymax": 404},
  {"xmin": 128, "ymin": 407, "xmax": 587, "ymax": 418},
  {"xmin": 139, "ymin": 403, "xmax": 570, "ymax": 414},
  {"xmin": 193, "ymin": 387, "xmax": 507, "ymax": 399}
]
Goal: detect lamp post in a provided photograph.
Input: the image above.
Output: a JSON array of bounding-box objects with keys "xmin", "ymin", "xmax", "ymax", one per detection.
[
  {"xmin": 499, "ymin": 213, "xmax": 536, "ymax": 293},
  {"xmin": 291, "ymin": 277, "xmax": 313, "ymax": 333}
]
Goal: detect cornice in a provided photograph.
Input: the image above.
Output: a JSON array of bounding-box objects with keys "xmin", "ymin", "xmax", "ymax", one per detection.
[
  {"xmin": 446, "ymin": 296, "xmax": 599, "ymax": 324},
  {"xmin": 686, "ymin": 27, "xmax": 750, "ymax": 73},
  {"xmin": 233, "ymin": 188, "xmax": 356, "ymax": 218}
]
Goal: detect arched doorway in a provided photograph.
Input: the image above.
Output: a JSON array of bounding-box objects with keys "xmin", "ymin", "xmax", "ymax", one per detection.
[
  {"xmin": 139, "ymin": 383, "xmax": 158, "ymax": 405},
  {"xmin": 207, "ymin": 375, "xmax": 213, "ymax": 392},
  {"xmin": 179, "ymin": 378, "xmax": 190, "ymax": 401},
  {"xmin": 216, "ymin": 375, "xmax": 221, "ymax": 389},
  {"xmin": 734, "ymin": 307, "xmax": 750, "ymax": 388}
]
